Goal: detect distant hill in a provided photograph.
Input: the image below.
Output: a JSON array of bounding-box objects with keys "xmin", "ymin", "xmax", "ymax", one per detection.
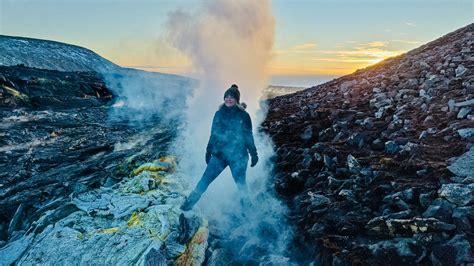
[
  {"xmin": 263, "ymin": 85, "xmax": 306, "ymax": 99},
  {"xmin": 0, "ymin": 35, "xmax": 196, "ymax": 122},
  {"xmin": 0, "ymin": 35, "xmax": 120, "ymax": 73}
]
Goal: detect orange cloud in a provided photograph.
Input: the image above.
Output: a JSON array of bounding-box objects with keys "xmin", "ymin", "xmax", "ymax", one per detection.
[
  {"xmin": 321, "ymin": 48, "xmax": 405, "ymax": 59},
  {"xmin": 314, "ymin": 58, "xmax": 380, "ymax": 63},
  {"xmin": 269, "ymin": 44, "xmax": 407, "ymax": 76},
  {"xmin": 366, "ymin": 41, "xmax": 387, "ymax": 47},
  {"xmin": 267, "ymin": 65, "xmax": 351, "ymax": 75},
  {"xmin": 393, "ymin": 39, "xmax": 420, "ymax": 44},
  {"xmin": 293, "ymin": 42, "xmax": 316, "ymax": 50}
]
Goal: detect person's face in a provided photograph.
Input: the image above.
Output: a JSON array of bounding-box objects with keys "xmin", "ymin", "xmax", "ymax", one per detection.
[{"xmin": 224, "ymin": 95, "xmax": 237, "ymax": 107}]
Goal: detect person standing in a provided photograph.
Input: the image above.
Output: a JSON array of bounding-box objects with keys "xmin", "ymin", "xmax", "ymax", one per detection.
[{"xmin": 181, "ymin": 84, "xmax": 258, "ymax": 211}]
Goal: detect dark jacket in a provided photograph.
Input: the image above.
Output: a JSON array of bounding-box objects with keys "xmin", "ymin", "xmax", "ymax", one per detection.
[{"xmin": 206, "ymin": 104, "xmax": 257, "ymax": 161}]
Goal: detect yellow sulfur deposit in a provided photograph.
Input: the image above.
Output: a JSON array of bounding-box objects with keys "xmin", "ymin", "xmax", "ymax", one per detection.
[
  {"xmin": 175, "ymin": 219, "xmax": 209, "ymax": 265},
  {"xmin": 379, "ymin": 157, "xmax": 394, "ymax": 165},
  {"xmin": 131, "ymin": 155, "xmax": 177, "ymax": 176},
  {"xmin": 2, "ymin": 85, "xmax": 29, "ymax": 101},
  {"xmin": 121, "ymin": 170, "xmax": 164, "ymax": 193},
  {"xmin": 157, "ymin": 156, "xmax": 177, "ymax": 171},
  {"xmin": 127, "ymin": 212, "xmax": 141, "ymax": 227},
  {"xmin": 98, "ymin": 227, "xmax": 120, "ymax": 234},
  {"xmin": 133, "ymin": 162, "xmax": 171, "ymax": 176}
]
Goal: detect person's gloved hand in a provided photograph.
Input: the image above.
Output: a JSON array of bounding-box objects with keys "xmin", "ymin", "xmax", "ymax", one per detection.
[
  {"xmin": 205, "ymin": 151, "xmax": 211, "ymax": 164},
  {"xmin": 250, "ymin": 154, "xmax": 258, "ymax": 167}
]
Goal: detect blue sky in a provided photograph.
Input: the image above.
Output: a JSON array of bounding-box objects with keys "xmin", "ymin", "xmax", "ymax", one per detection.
[{"xmin": 1, "ymin": 0, "xmax": 472, "ymax": 85}]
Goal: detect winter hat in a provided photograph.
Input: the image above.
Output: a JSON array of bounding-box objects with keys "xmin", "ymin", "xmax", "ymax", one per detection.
[{"xmin": 223, "ymin": 84, "xmax": 240, "ymax": 103}]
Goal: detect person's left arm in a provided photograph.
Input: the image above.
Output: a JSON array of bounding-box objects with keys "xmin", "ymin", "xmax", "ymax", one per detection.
[{"xmin": 243, "ymin": 113, "xmax": 258, "ymax": 166}]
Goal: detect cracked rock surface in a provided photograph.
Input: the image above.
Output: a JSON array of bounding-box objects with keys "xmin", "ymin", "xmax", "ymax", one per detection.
[{"xmin": 0, "ymin": 65, "xmax": 207, "ymax": 265}]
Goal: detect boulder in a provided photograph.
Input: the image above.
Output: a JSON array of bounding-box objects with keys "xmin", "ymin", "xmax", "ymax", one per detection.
[
  {"xmin": 422, "ymin": 199, "xmax": 454, "ymax": 222},
  {"xmin": 457, "ymin": 107, "xmax": 471, "ymax": 119},
  {"xmin": 454, "ymin": 99, "xmax": 474, "ymax": 107},
  {"xmin": 455, "ymin": 64, "xmax": 467, "ymax": 77},
  {"xmin": 447, "ymin": 147, "xmax": 474, "ymax": 177},
  {"xmin": 367, "ymin": 238, "xmax": 427, "ymax": 264},
  {"xmin": 419, "ymin": 191, "xmax": 436, "ymax": 209},
  {"xmin": 308, "ymin": 193, "xmax": 331, "ymax": 210},
  {"xmin": 438, "ymin": 183, "xmax": 474, "ymax": 206},
  {"xmin": 457, "ymin": 128, "xmax": 474, "ymax": 139},
  {"xmin": 346, "ymin": 154, "xmax": 362, "ymax": 174},
  {"xmin": 300, "ymin": 126, "xmax": 313, "ymax": 141},
  {"xmin": 385, "ymin": 140, "xmax": 399, "ymax": 154},
  {"xmin": 431, "ymin": 234, "xmax": 473, "ymax": 265}
]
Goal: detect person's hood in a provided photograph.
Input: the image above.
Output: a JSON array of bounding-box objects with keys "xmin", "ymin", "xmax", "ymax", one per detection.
[{"xmin": 219, "ymin": 102, "xmax": 247, "ymax": 111}]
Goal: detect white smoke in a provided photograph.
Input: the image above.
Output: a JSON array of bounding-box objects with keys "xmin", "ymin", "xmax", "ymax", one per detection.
[
  {"xmin": 103, "ymin": 69, "xmax": 196, "ymax": 125},
  {"xmin": 166, "ymin": 0, "xmax": 274, "ymax": 113},
  {"xmin": 167, "ymin": 0, "xmax": 293, "ymax": 263}
]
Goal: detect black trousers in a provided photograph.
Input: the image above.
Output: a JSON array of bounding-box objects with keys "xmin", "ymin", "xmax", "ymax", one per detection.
[{"xmin": 186, "ymin": 154, "xmax": 250, "ymax": 208}]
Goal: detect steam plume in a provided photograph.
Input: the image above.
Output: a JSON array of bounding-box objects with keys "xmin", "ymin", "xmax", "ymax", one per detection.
[
  {"xmin": 167, "ymin": 0, "xmax": 274, "ymax": 113},
  {"xmin": 167, "ymin": 0, "xmax": 292, "ymax": 263}
]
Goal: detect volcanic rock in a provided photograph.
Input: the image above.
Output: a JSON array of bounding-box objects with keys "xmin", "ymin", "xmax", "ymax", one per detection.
[
  {"xmin": 447, "ymin": 147, "xmax": 474, "ymax": 177},
  {"xmin": 0, "ymin": 62, "xmax": 199, "ymax": 264},
  {"xmin": 438, "ymin": 183, "xmax": 474, "ymax": 206},
  {"xmin": 262, "ymin": 23, "xmax": 474, "ymax": 265}
]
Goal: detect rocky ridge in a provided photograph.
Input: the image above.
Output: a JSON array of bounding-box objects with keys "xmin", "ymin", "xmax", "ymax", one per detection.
[{"xmin": 262, "ymin": 24, "xmax": 474, "ymax": 265}]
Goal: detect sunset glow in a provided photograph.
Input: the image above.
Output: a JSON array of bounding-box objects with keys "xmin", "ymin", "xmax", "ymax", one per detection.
[{"xmin": 1, "ymin": 0, "xmax": 472, "ymax": 85}]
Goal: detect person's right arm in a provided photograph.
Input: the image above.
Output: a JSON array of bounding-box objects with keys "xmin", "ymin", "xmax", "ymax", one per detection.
[{"xmin": 206, "ymin": 112, "xmax": 219, "ymax": 163}]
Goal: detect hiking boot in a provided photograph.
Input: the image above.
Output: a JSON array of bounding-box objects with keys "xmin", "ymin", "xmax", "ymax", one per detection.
[
  {"xmin": 180, "ymin": 198, "xmax": 194, "ymax": 211},
  {"xmin": 180, "ymin": 191, "xmax": 201, "ymax": 211}
]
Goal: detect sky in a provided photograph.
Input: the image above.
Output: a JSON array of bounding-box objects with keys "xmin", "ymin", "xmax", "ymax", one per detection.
[{"xmin": 0, "ymin": 0, "xmax": 473, "ymax": 87}]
